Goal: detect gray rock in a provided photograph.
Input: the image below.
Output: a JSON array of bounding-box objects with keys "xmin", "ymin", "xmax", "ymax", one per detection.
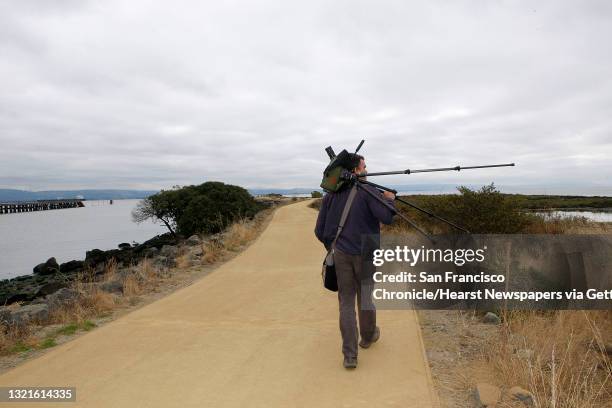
[
  {"xmin": 209, "ymin": 233, "xmax": 222, "ymax": 241},
  {"xmin": 35, "ymin": 282, "xmax": 67, "ymax": 297},
  {"xmin": 160, "ymin": 245, "xmax": 177, "ymax": 258},
  {"xmin": 5, "ymin": 292, "xmax": 35, "ymax": 304},
  {"xmin": 33, "ymin": 257, "xmax": 60, "ymax": 275},
  {"xmin": 191, "ymin": 247, "xmax": 204, "ymax": 257},
  {"xmin": 99, "ymin": 280, "xmax": 124, "ymax": 294},
  {"xmin": 154, "ymin": 256, "xmax": 176, "ymax": 268},
  {"xmin": 85, "ymin": 248, "xmax": 107, "ymax": 265},
  {"xmin": 143, "ymin": 247, "xmax": 159, "ymax": 258},
  {"xmin": 509, "ymin": 386, "xmax": 535, "ymax": 406},
  {"xmin": 0, "ymin": 307, "xmax": 12, "ymax": 325},
  {"xmin": 47, "ymin": 287, "xmax": 80, "ymax": 305},
  {"xmin": 46, "ymin": 257, "xmax": 59, "ymax": 270},
  {"xmin": 475, "ymin": 383, "xmax": 501, "ymax": 407},
  {"xmin": 33, "ymin": 263, "xmax": 47, "ymax": 274},
  {"xmin": 59, "ymin": 260, "xmax": 84, "ymax": 273},
  {"xmin": 9, "ymin": 303, "xmax": 50, "ymax": 325},
  {"xmin": 483, "ymin": 312, "xmax": 501, "ymax": 325},
  {"xmin": 186, "ymin": 235, "xmax": 202, "ymax": 246}
]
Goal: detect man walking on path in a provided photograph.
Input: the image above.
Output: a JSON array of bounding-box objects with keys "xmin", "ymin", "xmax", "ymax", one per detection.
[{"xmin": 315, "ymin": 154, "xmax": 396, "ymax": 369}]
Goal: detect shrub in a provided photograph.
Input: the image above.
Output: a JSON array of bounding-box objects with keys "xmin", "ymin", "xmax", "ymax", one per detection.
[
  {"xmin": 133, "ymin": 182, "xmax": 262, "ymax": 237},
  {"xmin": 311, "ymin": 191, "xmax": 323, "ymax": 198},
  {"xmin": 395, "ymin": 184, "xmax": 534, "ymax": 234},
  {"xmin": 308, "ymin": 198, "xmax": 322, "ymax": 211}
]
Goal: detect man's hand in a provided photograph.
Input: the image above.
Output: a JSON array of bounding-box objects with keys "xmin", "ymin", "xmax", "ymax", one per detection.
[{"xmin": 383, "ymin": 191, "xmax": 395, "ymax": 200}]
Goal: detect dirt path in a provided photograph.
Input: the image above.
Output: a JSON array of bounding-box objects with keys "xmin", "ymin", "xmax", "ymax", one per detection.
[{"xmin": 0, "ymin": 200, "xmax": 439, "ymax": 407}]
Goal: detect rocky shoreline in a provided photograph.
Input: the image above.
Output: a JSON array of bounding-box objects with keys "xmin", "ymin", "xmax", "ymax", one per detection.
[
  {"xmin": 0, "ymin": 230, "xmax": 221, "ymax": 331},
  {"xmin": 0, "ymin": 231, "xmax": 192, "ymax": 316}
]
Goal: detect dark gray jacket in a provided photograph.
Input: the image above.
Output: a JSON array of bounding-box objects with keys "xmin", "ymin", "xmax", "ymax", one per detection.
[{"xmin": 314, "ymin": 185, "xmax": 395, "ymax": 255}]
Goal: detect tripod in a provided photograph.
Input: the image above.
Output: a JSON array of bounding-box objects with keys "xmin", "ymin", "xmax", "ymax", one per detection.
[
  {"xmin": 323, "ymin": 139, "xmax": 515, "ymax": 243},
  {"xmin": 340, "ymin": 171, "xmax": 469, "ymax": 243}
]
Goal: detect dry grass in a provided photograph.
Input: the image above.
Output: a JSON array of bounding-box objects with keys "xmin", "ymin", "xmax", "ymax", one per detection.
[
  {"xmin": 122, "ymin": 275, "xmax": 141, "ymax": 297},
  {"xmin": 381, "ymin": 208, "xmax": 610, "ymax": 236},
  {"xmin": 223, "ymin": 218, "xmax": 258, "ymax": 251},
  {"xmin": 0, "ymin": 274, "xmax": 117, "ymax": 355},
  {"xmin": 0, "ymin": 323, "xmax": 36, "ymax": 355},
  {"xmin": 487, "ymin": 311, "xmax": 611, "ymax": 408},
  {"xmin": 54, "ymin": 266, "xmax": 117, "ymax": 324},
  {"xmin": 176, "ymin": 252, "xmax": 192, "ymax": 269},
  {"xmin": 524, "ymin": 214, "xmax": 594, "ymax": 234},
  {"xmin": 308, "ymin": 198, "xmax": 322, "ymax": 211},
  {"xmin": 77, "ymin": 290, "xmax": 116, "ymax": 317},
  {"xmin": 123, "ymin": 258, "xmax": 162, "ymax": 296},
  {"xmin": 201, "ymin": 239, "xmax": 225, "ymax": 264},
  {"xmin": 102, "ymin": 258, "xmax": 118, "ymax": 282},
  {"xmin": 566, "ymin": 221, "xmax": 612, "ymax": 234},
  {"xmin": 200, "ymin": 211, "xmax": 270, "ymax": 263},
  {"xmin": 138, "ymin": 257, "xmax": 160, "ymax": 281},
  {"xmin": 175, "ymin": 245, "xmax": 192, "ymax": 269}
]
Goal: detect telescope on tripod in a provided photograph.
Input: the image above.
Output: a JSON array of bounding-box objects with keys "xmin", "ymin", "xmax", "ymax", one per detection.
[{"xmin": 320, "ymin": 140, "xmax": 515, "ymax": 242}]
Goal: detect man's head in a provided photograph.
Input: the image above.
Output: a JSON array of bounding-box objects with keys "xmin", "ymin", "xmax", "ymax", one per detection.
[{"xmin": 349, "ymin": 153, "xmax": 366, "ymax": 174}]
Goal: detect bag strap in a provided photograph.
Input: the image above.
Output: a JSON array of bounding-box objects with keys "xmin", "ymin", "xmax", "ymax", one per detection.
[{"xmin": 331, "ymin": 185, "xmax": 358, "ymax": 250}]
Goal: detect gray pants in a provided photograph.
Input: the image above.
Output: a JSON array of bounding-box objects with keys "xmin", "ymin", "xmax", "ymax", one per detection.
[{"xmin": 334, "ymin": 248, "xmax": 377, "ymax": 358}]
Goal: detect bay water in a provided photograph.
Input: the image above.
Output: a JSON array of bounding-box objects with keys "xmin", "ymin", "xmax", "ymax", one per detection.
[{"xmin": 0, "ymin": 200, "xmax": 167, "ymax": 280}]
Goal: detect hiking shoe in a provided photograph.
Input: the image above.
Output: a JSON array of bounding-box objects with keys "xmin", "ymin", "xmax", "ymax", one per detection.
[
  {"xmin": 343, "ymin": 356, "xmax": 358, "ymax": 369},
  {"xmin": 359, "ymin": 326, "xmax": 380, "ymax": 349}
]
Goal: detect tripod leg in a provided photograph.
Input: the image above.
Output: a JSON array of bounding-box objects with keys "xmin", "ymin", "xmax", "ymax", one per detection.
[
  {"xmin": 357, "ymin": 179, "xmax": 469, "ymax": 233},
  {"xmin": 354, "ymin": 182, "xmax": 435, "ymax": 243},
  {"xmin": 395, "ymin": 197, "xmax": 469, "ymax": 233}
]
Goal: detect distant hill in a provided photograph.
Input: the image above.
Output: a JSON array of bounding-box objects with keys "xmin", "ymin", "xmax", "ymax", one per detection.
[
  {"xmin": 4, "ymin": 183, "xmax": 606, "ymax": 202},
  {"xmin": 247, "ymin": 185, "xmax": 465, "ymax": 196},
  {"xmin": 250, "ymin": 184, "xmax": 612, "ymax": 196},
  {"xmin": 0, "ymin": 182, "xmax": 472, "ymax": 202},
  {"xmin": 247, "ymin": 188, "xmax": 318, "ymax": 196},
  {"xmin": 0, "ymin": 189, "xmax": 158, "ymax": 202}
]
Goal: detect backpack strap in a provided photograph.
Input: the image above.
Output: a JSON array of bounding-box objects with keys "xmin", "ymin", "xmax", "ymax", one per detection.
[{"xmin": 331, "ymin": 185, "xmax": 358, "ymax": 250}]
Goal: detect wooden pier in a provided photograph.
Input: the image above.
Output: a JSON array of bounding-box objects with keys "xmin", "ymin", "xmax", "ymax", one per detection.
[{"xmin": 0, "ymin": 199, "xmax": 85, "ymax": 214}]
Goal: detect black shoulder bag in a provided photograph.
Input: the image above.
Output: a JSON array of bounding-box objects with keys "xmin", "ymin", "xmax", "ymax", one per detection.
[{"xmin": 321, "ymin": 185, "xmax": 358, "ymax": 292}]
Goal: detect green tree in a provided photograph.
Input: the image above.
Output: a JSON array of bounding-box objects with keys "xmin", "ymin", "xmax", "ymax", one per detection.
[
  {"xmin": 132, "ymin": 182, "xmax": 261, "ymax": 238},
  {"xmin": 311, "ymin": 191, "xmax": 323, "ymax": 198},
  {"xmin": 132, "ymin": 188, "xmax": 181, "ymax": 237}
]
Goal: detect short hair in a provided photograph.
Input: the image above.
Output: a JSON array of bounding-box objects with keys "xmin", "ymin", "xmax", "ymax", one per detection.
[{"xmin": 348, "ymin": 153, "xmax": 364, "ymax": 171}]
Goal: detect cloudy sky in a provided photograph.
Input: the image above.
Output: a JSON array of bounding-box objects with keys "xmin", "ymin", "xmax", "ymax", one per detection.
[{"xmin": 1, "ymin": 0, "xmax": 610, "ymax": 193}]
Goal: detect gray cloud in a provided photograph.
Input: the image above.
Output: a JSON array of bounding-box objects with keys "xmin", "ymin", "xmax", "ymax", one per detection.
[{"xmin": 0, "ymin": 0, "xmax": 611, "ymax": 193}]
